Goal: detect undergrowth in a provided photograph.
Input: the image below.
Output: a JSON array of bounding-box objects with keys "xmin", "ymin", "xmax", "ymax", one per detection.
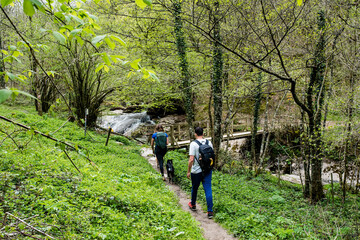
[
  {"xmin": 0, "ymin": 104, "xmax": 203, "ymax": 239},
  {"xmin": 166, "ymin": 150, "xmax": 360, "ymax": 240}
]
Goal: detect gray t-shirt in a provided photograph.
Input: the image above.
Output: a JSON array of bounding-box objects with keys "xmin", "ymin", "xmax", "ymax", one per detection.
[{"xmin": 189, "ymin": 138, "xmax": 213, "ymax": 174}]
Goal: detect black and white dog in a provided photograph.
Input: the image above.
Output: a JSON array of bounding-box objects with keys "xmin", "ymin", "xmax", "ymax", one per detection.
[{"xmin": 166, "ymin": 159, "xmax": 175, "ymax": 183}]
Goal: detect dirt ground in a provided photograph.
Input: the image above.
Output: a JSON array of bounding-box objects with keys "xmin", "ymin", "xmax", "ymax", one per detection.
[{"xmin": 141, "ymin": 148, "xmax": 237, "ymax": 240}]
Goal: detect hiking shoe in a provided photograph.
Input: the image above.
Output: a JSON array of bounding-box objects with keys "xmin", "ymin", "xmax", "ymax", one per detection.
[
  {"xmin": 207, "ymin": 212, "xmax": 214, "ymax": 219},
  {"xmin": 162, "ymin": 176, "xmax": 166, "ymax": 181},
  {"xmin": 188, "ymin": 202, "xmax": 196, "ymax": 211}
]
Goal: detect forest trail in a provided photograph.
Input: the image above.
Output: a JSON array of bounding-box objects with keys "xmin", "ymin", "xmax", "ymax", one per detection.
[{"xmin": 141, "ymin": 148, "xmax": 237, "ymax": 240}]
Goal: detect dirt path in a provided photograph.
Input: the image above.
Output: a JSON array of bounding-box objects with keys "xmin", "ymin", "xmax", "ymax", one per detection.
[{"xmin": 141, "ymin": 148, "xmax": 237, "ymax": 240}]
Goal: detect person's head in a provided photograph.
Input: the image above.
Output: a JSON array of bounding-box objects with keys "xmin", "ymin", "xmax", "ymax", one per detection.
[
  {"xmin": 195, "ymin": 127, "xmax": 203, "ymax": 137},
  {"xmin": 155, "ymin": 124, "xmax": 164, "ymax": 132}
]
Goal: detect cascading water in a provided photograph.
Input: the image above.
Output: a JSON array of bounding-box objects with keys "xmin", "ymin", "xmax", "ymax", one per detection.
[{"xmin": 98, "ymin": 112, "xmax": 154, "ymax": 136}]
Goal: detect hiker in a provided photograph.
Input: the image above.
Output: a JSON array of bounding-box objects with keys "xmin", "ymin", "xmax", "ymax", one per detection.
[
  {"xmin": 187, "ymin": 127, "xmax": 214, "ymax": 219},
  {"xmin": 151, "ymin": 124, "xmax": 169, "ymax": 181}
]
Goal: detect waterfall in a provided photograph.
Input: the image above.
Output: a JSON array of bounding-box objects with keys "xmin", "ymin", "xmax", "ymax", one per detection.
[{"xmin": 98, "ymin": 112, "xmax": 154, "ymax": 136}]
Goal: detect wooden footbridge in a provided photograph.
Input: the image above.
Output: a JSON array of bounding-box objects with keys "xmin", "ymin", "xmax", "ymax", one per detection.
[
  {"xmin": 145, "ymin": 120, "xmax": 264, "ymax": 150},
  {"xmin": 167, "ymin": 130, "xmax": 264, "ymax": 150}
]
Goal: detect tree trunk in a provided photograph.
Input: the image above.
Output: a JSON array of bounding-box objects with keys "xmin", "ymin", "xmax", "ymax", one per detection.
[
  {"xmin": 212, "ymin": 0, "xmax": 223, "ymax": 163},
  {"xmin": 308, "ymin": 10, "xmax": 326, "ymax": 203},
  {"xmin": 173, "ymin": 0, "xmax": 194, "ymax": 140},
  {"xmin": 0, "ymin": 32, "xmax": 5, "ymax": 89},
  {"xmin": 251, "ymin": 69, "xmax": 262, "ymax": 170}
]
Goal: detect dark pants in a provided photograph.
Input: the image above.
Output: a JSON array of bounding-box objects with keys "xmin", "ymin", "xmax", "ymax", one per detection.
[
  {"xmin": 191, "ymin": 170, "xmax": 213, "ymax": 212},
  {"xmin": 155, "ymin": 146, "xmax": 167, "ymax": 176}
]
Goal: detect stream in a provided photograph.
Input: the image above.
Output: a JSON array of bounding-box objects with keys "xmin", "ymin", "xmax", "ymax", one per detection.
[{"xmin": 97, "ymin": 111, "xmax": 154, "ymax": 136}]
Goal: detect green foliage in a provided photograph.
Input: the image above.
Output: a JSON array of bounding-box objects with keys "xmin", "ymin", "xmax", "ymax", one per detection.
[
  {"xmin": 0, "ymin": 105, "xmax": 203, "ymax": 239},
  {"xmin": 165, "ymin": 150, "xmax": 360, "ymax": 239}
]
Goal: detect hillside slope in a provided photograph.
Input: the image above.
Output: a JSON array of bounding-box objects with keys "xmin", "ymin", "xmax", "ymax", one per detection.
[{"xmin": 0, "ymin": 104, "xmax": 204, "ymax": 239}]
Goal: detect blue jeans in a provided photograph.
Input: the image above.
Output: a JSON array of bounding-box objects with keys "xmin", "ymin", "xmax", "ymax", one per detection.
[{"xmin": 191, "ymin": 170, "xmax": 213, "ymax": 212}]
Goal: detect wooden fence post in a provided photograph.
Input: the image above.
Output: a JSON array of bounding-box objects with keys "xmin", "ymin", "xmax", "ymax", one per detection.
[
  {"xmin": 170, "ymin": 125, "xmax": 175, "ymax": 146},
  {"xmin": 178, "ymin": 124, "xmax": 181, "ymax": 139},
  {"xmin": 105, "ymin": 127, "xmax": 112, "ymax": 146}
]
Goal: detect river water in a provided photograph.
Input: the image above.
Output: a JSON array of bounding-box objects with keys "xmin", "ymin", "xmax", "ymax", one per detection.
[{"xmin": 97, "ymin": 111, "xmax": 154, "ymax": 136}]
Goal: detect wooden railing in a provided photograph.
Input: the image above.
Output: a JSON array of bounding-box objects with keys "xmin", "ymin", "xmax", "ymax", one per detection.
[{"xmin": 145, "ymin": 115, "xmax": 301, "ymax": 147}]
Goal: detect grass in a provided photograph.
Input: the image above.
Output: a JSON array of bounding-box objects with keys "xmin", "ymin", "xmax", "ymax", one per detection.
[
  {"xmin": 166, "ymin": 150, "xmax": 360, "ymax": 240},
  {"xmin": 0, "ymin": 104, "xmax": 204, "ymax": 239}
]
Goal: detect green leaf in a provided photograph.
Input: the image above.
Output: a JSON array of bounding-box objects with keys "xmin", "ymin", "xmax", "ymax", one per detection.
[
  {"xmin": 60, "ymin": 143, "xmax": 66, "ymax": 151},
  {"xmin": 71, "ymin": 15, "xmax": 84, "ymax": 25},
  {"xmin": 30, "ymin": 0, "xmax": 45, "ymax": 13},
  {"xmin": 130, "ymin": 59, "xmax": 141, "ymax": 70},
  {"xmin": 75, "ymin": 36, "xmax": 84, "ymax": 46},
  {"xmin": 135, "ymin": 0, "xmax": 147, "ymax": 9},
  {"xmin": 95, "ymin": 63, "xmax": 104, "ymax": 73},
  {"xmin": 102, "ymin": 54, "xmax": 112, "ymax": 66},
  {"xmin": 52, "ymin": 31, "xmax": 66, "ymax": 44},
  {"xmin": 91, "ymin": 35, "xmax": 106, "ymax": 45},
  {"xmin": 297, "ymin": 0, "xmax": 302, "ymax": 6},
  {"xmin": 0, "ymin": 88, "xmax": 36, "ymax": 104},
  {"xmin": 143, "ymin": 0, "xmax": 152, "ymax": 6},
  {"xmin": 13, "ymin": 89, "xmax": 37, "ymax": 100},
  {"xmin": 104, "ymin": 38, "xmax": 115, "ymax": 50},
  {"xmin": 6, "ymin": 72, "xmax": 16, "ymax": 80},
  {"xmin": 70, "ymin": 29, "xmax": 82, "ymax": 36},
  {"xmin": 23, "ymin": 0, "xmax": 35, "ymax": 17},
  {"xmin": 0, "ymin": 89, "xmax": 12, "ymax": 104},
  {"xmin": 149, "ymin": 72, "xmax": 159, "ymax": 82},
  {"xmin": 110, "ymin": 35, "xmax": 126, "ymax": 46},
  {"xmin": 1, "ymin": 0, "xmax": 14, "ymax": 7},
  {"xmin": 54, "ymin": 12, "xmax": 65, "ymax": 21}
]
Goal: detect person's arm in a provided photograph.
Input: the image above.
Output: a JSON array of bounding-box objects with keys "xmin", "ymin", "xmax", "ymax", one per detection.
[
  {"xmin": 166, "ymin": 137, "xmax": 169, "ymax": 145},
  {"xmin": 151, "ymin": 138, "xmax": 155, "ymax": 153},
  {"xmin": 187, "ymin": 155, "xmax": 194, "ymax": 179}
]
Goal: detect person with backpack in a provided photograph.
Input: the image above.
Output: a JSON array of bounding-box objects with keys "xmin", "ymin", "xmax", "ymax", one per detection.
[
  {"xmin": 151, "ymin": 124, "xmax": 169, "ymax": 181},
  {"xmin": 187, "ymin": 127, "xmax": 215, "ymax": 219}
]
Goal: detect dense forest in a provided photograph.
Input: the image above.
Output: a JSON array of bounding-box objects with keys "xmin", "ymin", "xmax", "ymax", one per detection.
[{"xmin": 1, "ymin": 0, "xmax": 360, "ymax": 239}]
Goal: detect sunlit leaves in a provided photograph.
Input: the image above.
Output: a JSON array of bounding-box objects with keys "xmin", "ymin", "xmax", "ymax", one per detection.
[
  {"xmin": 70, "ymin": 29, "xmax": 82, "ymax": 36},
  {"xmin": 1, "ymin": 0, "xmax": 14, "ymax": 7},
  {"xmin": 52, "ymin": 31, "xmax": 67, "ymax": 44},
  {"xmin": 110, "ymin": 35, "xmax": 126, "ymax": 46},
  {"xmin": 91, "ymin": 35, "xmax": 126, "ymax": 49},
  {"xmin": 297, "ymin": 0, "xmax": 302, "ymax": 6},
  {"xmin": 130, "ymin": 59, "xmax": 141, "ymax": 70},
  {"xmin": 104, "ymin": 38, "xmax": 115, "ymax": 50},
  {"xmin": 135, "ymin": 0, "xmax": 148, "ymax": 9},
  {"xmin": 23, "ymin": 0, "xmax": 35, "ymax": 17},
  {"xmin": 0, "ymin": 88, "xmax": 36, "ymax": 104},
  {"xmin": 91, "ymin": 35, "xmax": 106, "ymax": 45}
]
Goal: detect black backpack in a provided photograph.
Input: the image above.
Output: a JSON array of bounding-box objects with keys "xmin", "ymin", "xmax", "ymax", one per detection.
[
  {"xmin": 155, "ymin": 132, "xmax": 167, "ymax": 149},
  {"xmin": 195, "ymin": 139, "xmax": 215, "ymax": 175}
]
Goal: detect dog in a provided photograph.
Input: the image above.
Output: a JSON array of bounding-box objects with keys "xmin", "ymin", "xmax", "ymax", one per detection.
[{"xmin": 166, "ymin": 159, "xmax": 175, "ymax": 184}]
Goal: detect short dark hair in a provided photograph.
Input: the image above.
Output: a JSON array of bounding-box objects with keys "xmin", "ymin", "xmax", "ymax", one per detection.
[{"xmin": 195, "ymin": 127, "xmax": 203, "ymax": 136}]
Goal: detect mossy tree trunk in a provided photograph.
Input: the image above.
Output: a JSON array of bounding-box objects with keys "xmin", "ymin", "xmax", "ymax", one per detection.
[
  {"xmin": 173, "ymin": 0, "xmax": 194, "ymax": 139},
  {"xmin": 251, "ymin": 68, "xmax": 262, "ymax": 170},
  {"xmin": 0, "ymin": 32, "xmax": 5, "ymax": 89},
  {"xmin": 307, "ymin": 10, "xmax": 326, "ymax": 203},
  {"xmin": 212, "ymin": 0, "xmax": 223, "ymax": 162}
]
